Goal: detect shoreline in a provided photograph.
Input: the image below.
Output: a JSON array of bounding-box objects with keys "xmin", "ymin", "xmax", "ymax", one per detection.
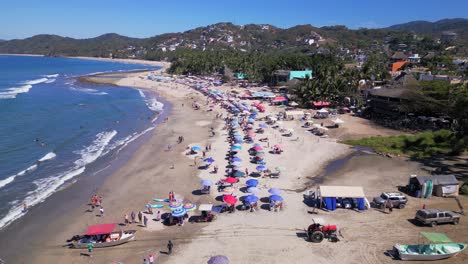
[
  {"xmin": 0, "ymin": 69, "xmax": 219, "ymax": 263},
  {"xmin": 0, "ymin": 75, "xmax": 172, "ymax": 259}
]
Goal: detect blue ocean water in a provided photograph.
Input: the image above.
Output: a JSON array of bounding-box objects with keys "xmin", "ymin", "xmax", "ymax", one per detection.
[{"xmin": 0, "ymin": 55, "xmax": 163, "ymax": 229}]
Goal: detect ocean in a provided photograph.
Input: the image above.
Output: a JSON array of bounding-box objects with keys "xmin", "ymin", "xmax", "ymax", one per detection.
[{"xmin": 0, "ymin": 55, "xmax": 163, "ymax": 230}]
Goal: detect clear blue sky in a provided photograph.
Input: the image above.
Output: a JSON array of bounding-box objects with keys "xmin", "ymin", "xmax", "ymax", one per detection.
[{"xmin": 2, "ymin": 0, "xmax": 467, "ymax": 40}]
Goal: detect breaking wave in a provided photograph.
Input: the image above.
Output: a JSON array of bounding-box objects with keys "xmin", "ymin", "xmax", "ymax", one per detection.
[{"xmin": 0, "ymin": 85, "xmax": 32, "ymax": 99}]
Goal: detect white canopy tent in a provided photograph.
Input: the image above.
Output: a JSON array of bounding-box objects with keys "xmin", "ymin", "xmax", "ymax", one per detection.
[{"xmin": 319, "ymin": 186, "xmax": 365, "ymax": 198}]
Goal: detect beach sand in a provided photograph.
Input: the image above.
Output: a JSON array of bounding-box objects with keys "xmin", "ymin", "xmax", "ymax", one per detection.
[{"xmin": 1, "ymin": 62, "xmax": 466, "ymax": 264}]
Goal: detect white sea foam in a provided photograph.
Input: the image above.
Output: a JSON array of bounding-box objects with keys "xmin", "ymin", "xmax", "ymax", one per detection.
[
  {"xmin": 45, "ymin": 78, "xmax": 56, "ymax": 83},
  {"xmin": 74, "ymin": 130, "xmax": 117, "ymax": 167},
  {"xmin": 146, "ymin": 97, "xmax": 164, "ymax": 112},
  {"xmin": 138, "ymin": 89, "xmax": 146, "ymax": 98},
  {"xmin": 138, "ymin": 89, "xmax": 164, "ymax": 113},
  {"xmin": 0, "ymin": 85, "xmax": 33, "ymax": 99},
  {"xmin": 0, "ymin": 164, "xmax": 37, "ymax": 189},
  {"xmin": 22, "ymin": 77, "xmax": 48, "ymax": 85},
  {"xmin": 38, "ymin": 152, "xmax": 56, "ymax": 162},
  {"xmin": 44, "ymin": 74, "xmax": 59, "ymax": 78},
  {"xmin": 106, "ymin": 126, "xmax": 155, "ymax": 156},
  {"xmin": 69, "ymin": 86, "xmax": 108, "ymax": 95},
  {"xmin": 0, "ymin": 167, "xmax": 85, "ymax": 230}
]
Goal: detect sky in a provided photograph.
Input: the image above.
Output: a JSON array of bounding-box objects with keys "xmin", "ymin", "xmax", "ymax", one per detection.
[{"xmin": 1, "ymin": 0, "xmax": 467, "ymax": 40}]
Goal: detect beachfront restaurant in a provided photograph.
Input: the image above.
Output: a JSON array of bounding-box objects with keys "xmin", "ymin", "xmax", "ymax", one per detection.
[{"xmin": 317, "ymin": 186, "xmax": 367, "ymax": 211}]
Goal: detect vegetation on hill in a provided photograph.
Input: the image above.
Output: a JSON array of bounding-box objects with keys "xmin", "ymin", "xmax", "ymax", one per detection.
[
  {"xmin": 344, "ymin": 130, "xmax": 467, "ymax": 159},
  {"xmin": 0, "ymin": 19, "xmax": 467, "ymax": 56},
  {"xmin": 148, "ymin": 48, "xmax": 317, "ymax": 82}
]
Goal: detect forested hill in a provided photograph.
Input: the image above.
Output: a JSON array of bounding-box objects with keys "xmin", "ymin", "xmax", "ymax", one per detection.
[
  {"xmin": 0, "ymin": 19, "xmax": 467, "ymax": 57},
  {"xmin": 387, "ymin": 18, "xmax": 468, "ymax": 36}
]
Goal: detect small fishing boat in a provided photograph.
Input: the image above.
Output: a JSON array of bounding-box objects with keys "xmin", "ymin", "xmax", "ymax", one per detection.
[
  {"xmin": 70, "ymin": 223, "xmax": 136, "ymax": 249},
  {"xmin": 394, "ymin": 232, "xmax": 467, "ymax": 261}
]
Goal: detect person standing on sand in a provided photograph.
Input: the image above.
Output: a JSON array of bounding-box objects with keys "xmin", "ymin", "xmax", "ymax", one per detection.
[
  {"xmin": 138, "ymin": 211, "xmax": 143, "ymax": 223},
  {"xmin": 143, "ymin": 258, "xmax": 149, "ymax": 264},
  {"xmin": 143, "ymin": 215, "xmax": 148, "ymax": 227},
  {"xmin": 131, "ymin": 211, "xmax": 136, "ymax": 223},
  {"xmin": 245, "ymin": 168, "xmax": 249, "ymax": 176},
  {"xmin": 99, "ymin": 207, "xmax": 104, "ymax": 217},
  {"xmin": 87, "ymin": 242, "xmax": 93, "ymax": 257},
  {"xmin": 167, "ymin": 240, "xmax": 173, "ymax": 255},
  {"xmin": 149, "ymin": 254, "xmax": 155, "ymax": 264},
  {"xmin": 124, "ymin": 214, "xmax": 129, "ymax": 225},
  {"xmin": 156, "ymin": 210, "xmax": 161, "ymax": 221}
]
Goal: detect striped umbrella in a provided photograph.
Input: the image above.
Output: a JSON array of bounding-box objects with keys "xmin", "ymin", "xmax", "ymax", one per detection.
[
  {"xmin": 171, "ymin": 208, "xmax": 187, "ymax": 217},
  {"xmin": 168, "ymin": 201, "xmax": 183, "ymax": 210},
  {"xmin": 183, "ymin": 203, "xmax": 197, "ymax": 211}
]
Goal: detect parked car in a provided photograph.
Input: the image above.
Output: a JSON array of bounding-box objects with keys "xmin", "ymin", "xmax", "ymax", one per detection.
[
  {"xmin": 373, "ymin": 192, "xmax": 407, "ymax": 209},
  {"xmin": 415, "ymin": 209, "xmax": 461, "ymax": 227}
]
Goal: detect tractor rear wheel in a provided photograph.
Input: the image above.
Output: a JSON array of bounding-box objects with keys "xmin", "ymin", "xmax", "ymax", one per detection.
[{"xmin": 311, "ymin": 231, "xmax": 324, "ymax": 243}]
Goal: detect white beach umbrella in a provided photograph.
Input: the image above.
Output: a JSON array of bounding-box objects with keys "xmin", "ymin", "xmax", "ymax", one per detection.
[
  {"xmin": 318, "ymin": 109, "xmax": 328, "ymax": 113},
  {"xmin": 331, "ymin": 118, "xmax": 344, "ymax": 124},
  {"xmin": 313, "ymin": 124, "xmax": 329, "ymax": 131}
]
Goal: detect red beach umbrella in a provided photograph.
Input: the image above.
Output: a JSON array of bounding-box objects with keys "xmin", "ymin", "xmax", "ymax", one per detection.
[
  {"xmin": 223, "ymin": 195, "xmax": 238, "ymax": 205},
  {"xmin": 224, "ymin": 177, "xmax": 239, "ymax": 184},
  {"xmin": 253, "ymin": 146, "xmax": 263, "ymax": 151},
  {"xmin": 273, "ymin": 144, "xmax": 284, "ymax": 149}
]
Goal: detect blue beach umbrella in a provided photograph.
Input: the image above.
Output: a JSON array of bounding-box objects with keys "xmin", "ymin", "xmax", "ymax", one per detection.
[
  {"xmin": 269, "ymin": 195, "xmax": 284, "ymax": 202},
  {"xmin": 208, "ymin": 255, "xmax": 229, "ymax": 264},
  {"xmin": 259, "ymin": 123, "xmax": 269, "ymax": 128},
  {"xmin": 200, "ymin": 179, "xmax": 213, "ymax": 186},
  {"xmin": 232, "ymin": 157, "xmax": 242, "ymax": 162},
  {"xmin": 246, "ymin": 179, "xmax": 258, "ymax": 187},
  {"xmin": 204, "ymin": 157, "xmax": 215, "ymax": 163},
  {"xmin": 246, "ymin": 187, "xmax": 260, "ymax": 194},
  {"xmin": 256, "ymin": 165, "xmax": 267, "ymax": 172},
  {"xmin": 244, "ymin": 195, "xmax": 259, "ymax": 204},
  {"xmin": 171, "ymin": 208, "xmax": 187, "ymax": 217},
  {"xmin": 253, "ymin": 143, "xmax": 262, "ymax": 147},
  {"xmin": 231, "ymin": 145, "xmax": 242, "ymax": 151},
  {"xmin": 191, "ymin": 146, "xmax": 201, "ymax": 151},
  {"xmin": 268, "ymin": 188, "xmax": 282, "ymax": 195}
]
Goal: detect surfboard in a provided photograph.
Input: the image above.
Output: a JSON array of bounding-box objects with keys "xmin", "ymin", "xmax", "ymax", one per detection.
[
  {"xmin": 153, "ymin": 198, "xmax": 169, "ymax": 202},
  {"xmin": 146, "ymin": 204, "xmax": 164, "ymax": 208},
  {"xmin": 425, "ymin": 180, "xmax": 433, "ymax": 198},
  {"xmin": 421, "ymin": 182, "xmax": 427, "ymax": 198}
]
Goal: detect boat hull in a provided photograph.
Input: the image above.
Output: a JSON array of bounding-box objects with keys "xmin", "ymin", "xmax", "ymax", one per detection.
[
  {"xmin": 71, "ymin": 230, "xmax": 136, "ymax": 249},
  {"xmin": 394, "ymin": 243, "xmax": 467, "ymax": 261}
]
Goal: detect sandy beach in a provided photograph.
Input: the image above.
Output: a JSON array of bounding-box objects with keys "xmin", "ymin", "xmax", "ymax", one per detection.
[{"xmin": 0, "ymin": 60, "xmax": 466, "ymax": 264}]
